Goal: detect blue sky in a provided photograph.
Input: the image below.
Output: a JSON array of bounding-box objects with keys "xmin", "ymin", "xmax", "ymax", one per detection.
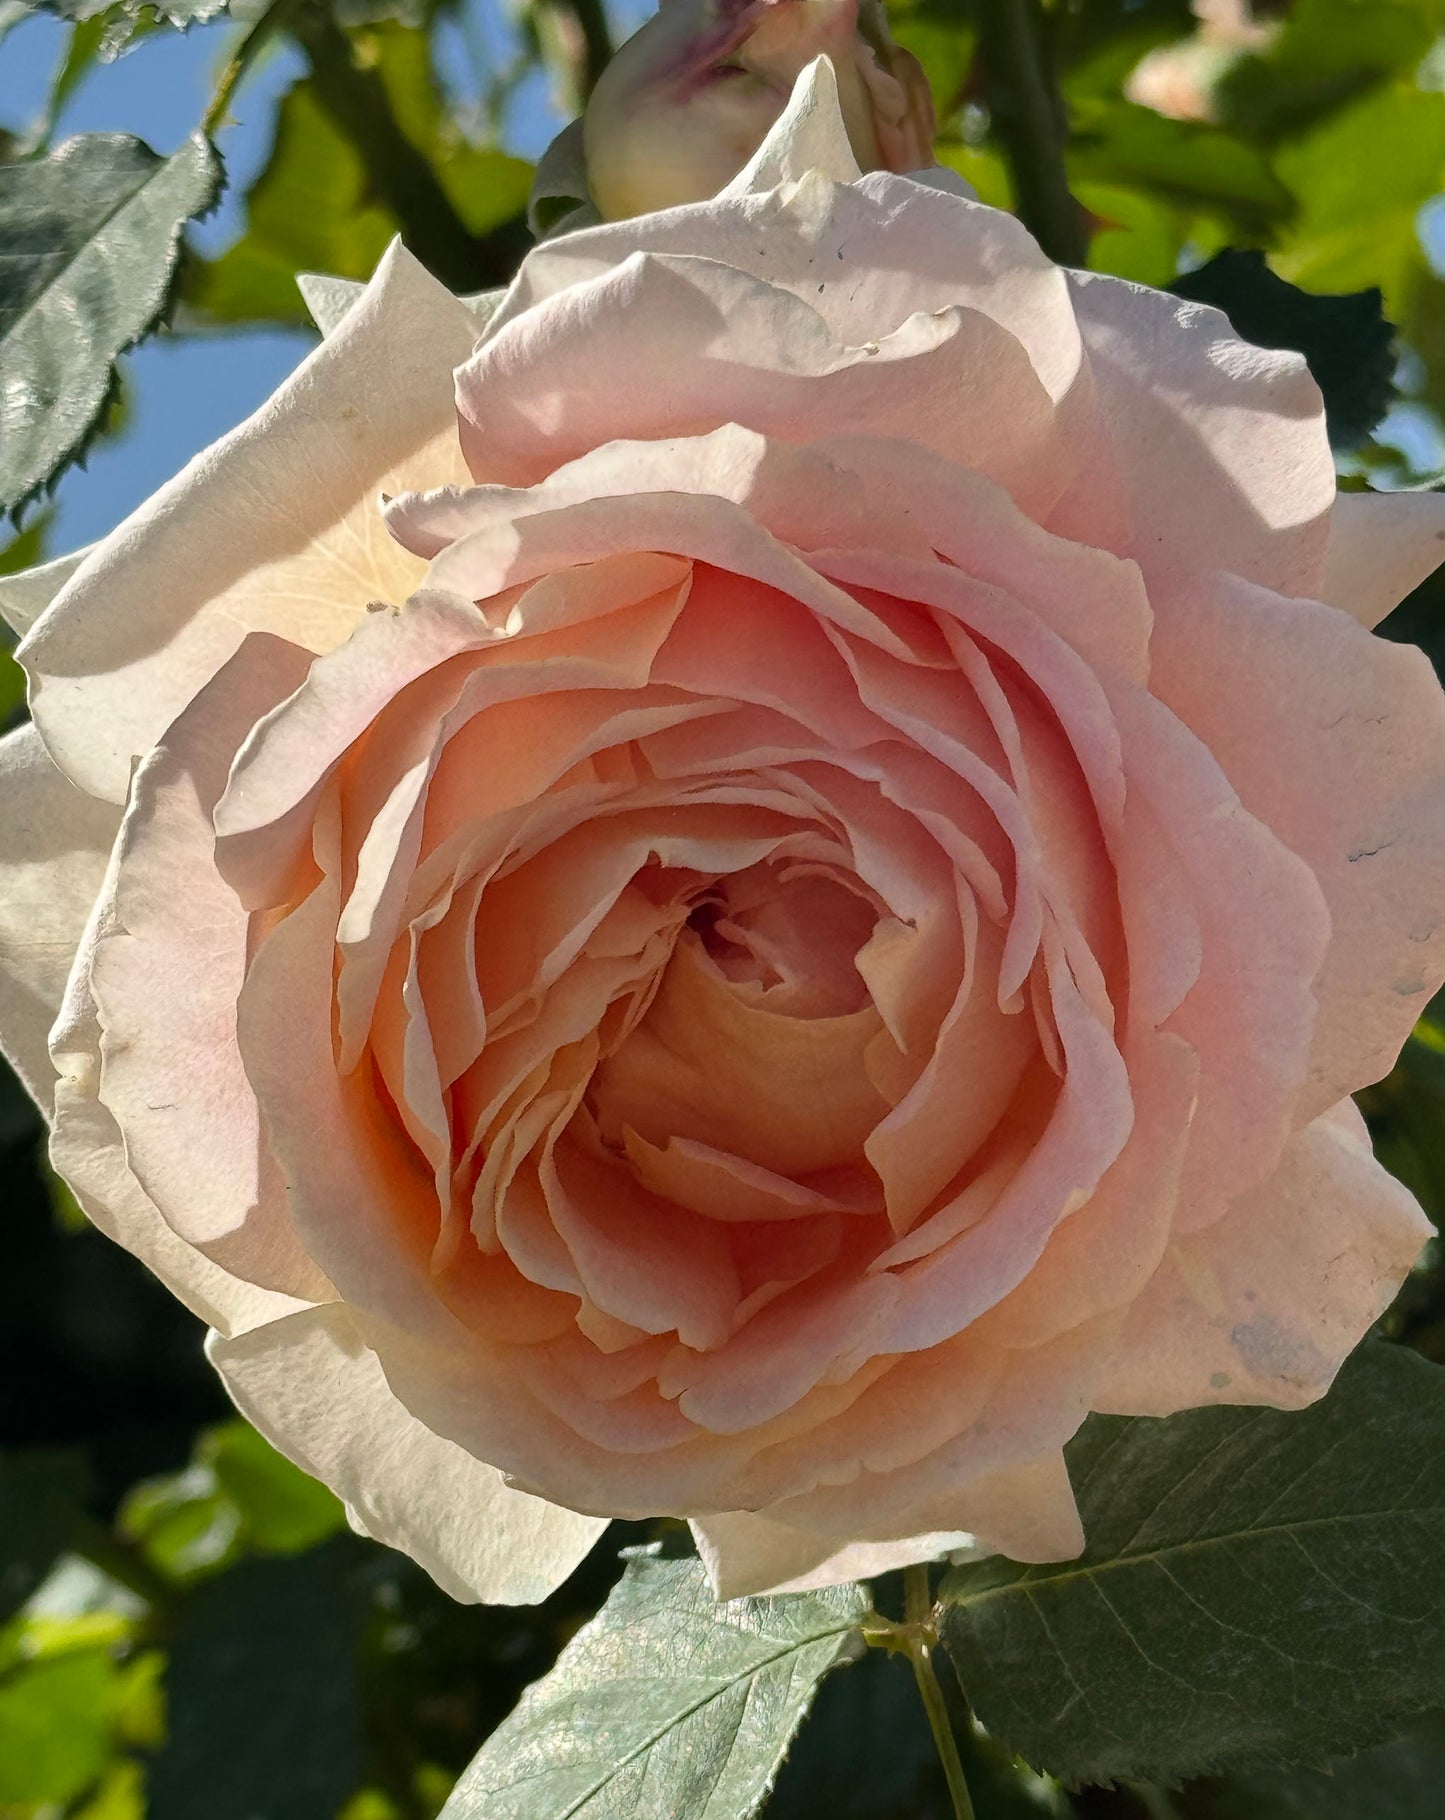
[{"xmin": 0, "ymin": 3, "xmax": 589, "ymax": 554}]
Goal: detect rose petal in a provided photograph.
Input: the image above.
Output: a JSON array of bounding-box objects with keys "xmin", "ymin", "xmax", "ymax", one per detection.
[
  {"xmin": 0, "ymin": 725, "xmax": 117, "ymax": 1111},
  {"xmin": 209, "ymin": 1303, "xmax": 606, "ymax": 1603},
  {"xmin": 1319, "ymin": 490, "xmax": 1445, "ymax": 629},
  {"xmin": 21, "ymin": 243, "xmax": 478, "ymax": 805},
  {"xmin": 1093, "ymin": 1099, "xmax": 1430, "ymax": 1415}
]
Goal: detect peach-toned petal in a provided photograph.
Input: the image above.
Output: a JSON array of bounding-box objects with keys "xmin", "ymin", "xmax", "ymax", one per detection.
[
  {"xmin": 1319, "ymin": 490, "xmax": 1445, "ymax": 629},
  {"xmin": 48, "ymin": 870, "xmax": 313, "ymax": 1340},
  {"xmin": 590, "ymin": 931, "xmax": 891, "ymax": 1178},
  {"xmin": 238, "ymin": 855, "xmax": 448, "ymax": 1338},
  {"xmin": 976, "ymin": 1031, "xmax": 1197, "ymax": 1351},
  {"xmin": 881, "ymin": 932, "xmax": 1133, "ymax": 1352},
  {"xmin": 1093, "ymin": 1100, "xmax": 1431, "ymax": 1416},
  {"xmin": 209, "ymin": 1304, "xmax": 607, "ymax": 1604},
  {"xmin": 691, "ymin": 1511, "xmax": 973, "ymax": 1599},
  {"xmin": 1110, "ymin": 681, "xmax": 1329, "ymax": 1223},
  {"xmin": 21, "ymin": 244, "xmax": 477, "ymax": 805},
  {"xmin": 88, "ymin": 633, "xmax": 329, "ymax": 1300},
  {"xmin": 492, "ymin": 163, "xmax": 1084, "ymax": 419},
  {"xmin": 765, "ymin": 1316, "xmax": 1111, "ymax": 1545},
  {"xmin": 0, "ymin": 725, "xmax": 117, "ymax": 1111},
  {"xmin": 455, "ymin": 248, "xmax": 1064, "ymax": 513},
  {"xmin": 623, "ymin": 1130, "xmax": 856, "ymax": 1222},
  {"xmin": 693, "ymin": 1450, "xmax": 1082, "ymax": 1596},
  {"xmin": 1149, "ymin": 571, "xmax": 1445, "ymax": 1114}
]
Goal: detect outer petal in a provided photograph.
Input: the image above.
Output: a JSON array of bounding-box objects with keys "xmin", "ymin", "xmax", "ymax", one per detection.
[
  {"xmin": 209, "ymin": 1304, "xmax": 607, "ymax": 1605},
  {"xmin": 86, "ymin": 633, "xmax": 331, "ymax": 1300},
  {"xmin": 490, "ymin": 165, "xmax": 1085, "ymax": 428},
  {"xmin": 20, "ymin": 242, "xmax": 479, "ymax": 805},
  {"xmin": 0, "ymin": 725, "xmax": 117, "ymax": 1112},
  {"xmin": 1093, "ymin": 1100, "xmax": 1430, "ymax": 1416},
  {"xmin": 692, "ymin": 1453, "xmax": 1081, "ymax": 1597},
  {"xmin": 1320, "ymin": 490, "xmax": 1445, "ymax": 629},
  {"xmin": 0, "ymin": 547, "xmax": 92, "ymax": 638},
  {"xmin": 1148, "ymin": 571, "xmax": 1445, "ymax": 1113},
  {"xmin": 1053, "ymin": 271, "xmax": 1336, "ymax": 595}
]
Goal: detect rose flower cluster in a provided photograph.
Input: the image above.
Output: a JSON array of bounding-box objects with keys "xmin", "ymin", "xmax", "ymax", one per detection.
[{"xmin": 2, "ymin": 46, "xmax": 1444, "ymax": 1604}]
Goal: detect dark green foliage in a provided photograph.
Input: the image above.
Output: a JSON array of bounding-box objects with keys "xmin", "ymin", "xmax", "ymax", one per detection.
[
  {"xmin": 1171, "ymin": 250, "xmax": 1396, "ymax": 447},
  {"xmin": 149, "ymin": 1539, "xmax": 371, "ymax": 1820},
  {"xmin": 0, "ymin": 1449, "xmax": 88, "ymax": 1623},
  {"xmin": 939, "ymin": 1345, "xmax": 1445, "ymax": 1788},
  {"xmin": 0, "ymin": 133, "xmax": 219, "ymax": 520},
  {"xmin": 1182, "ymin": 1711, "xmax": 1445, "ymax": 1820}
]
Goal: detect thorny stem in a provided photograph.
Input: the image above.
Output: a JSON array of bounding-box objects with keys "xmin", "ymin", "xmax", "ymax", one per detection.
[
  {"xmin": 903, "ymin": 1563, "xmax": 977, "ymax": 1820},
  {"xmin": 974, "ymin": 0, "xmax": 1089, "ymax": 266}
]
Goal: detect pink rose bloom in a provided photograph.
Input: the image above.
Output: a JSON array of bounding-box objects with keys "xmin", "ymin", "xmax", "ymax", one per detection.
[
  {"xmin": 582, "ymin": 0, "xmax": 935, "ymax": 218},
  {"xmin": 3, "ymin": 64, "xmax": 1444, "ymax": 1605}
]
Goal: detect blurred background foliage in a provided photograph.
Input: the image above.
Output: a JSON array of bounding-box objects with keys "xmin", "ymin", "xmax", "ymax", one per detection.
[{"xmin": 3, "ymin": 0, "xmax": 1445, "ymax": 1814}]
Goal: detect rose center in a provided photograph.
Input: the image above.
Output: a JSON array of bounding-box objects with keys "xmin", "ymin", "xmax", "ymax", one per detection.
[
  {"xmin": 684, "ymin": 861, "xmax": 876, "ymax": 1018},
  {"xmin": 586, "ymin": 860, "xmax": 890, "ymax": 1179}
]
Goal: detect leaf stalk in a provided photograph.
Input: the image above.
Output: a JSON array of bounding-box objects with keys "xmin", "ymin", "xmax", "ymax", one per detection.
[{"xmin": 903, "ymin": 1562, "xmax": 977, "ymax": 1820}]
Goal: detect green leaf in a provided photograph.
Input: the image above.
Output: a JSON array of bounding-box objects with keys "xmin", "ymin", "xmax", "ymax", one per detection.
[
  {"xmin": 205, "ymin": 1420, "xmax": 345, "ymax": 1554},
  {"xmin": 148, "ymin": 1537, "xmax": 370, "ymax": 1820},
  {"xmin": 1215, "ymin": 0, "xmax": 1444, "ymax": 141},
  {"xmin": 939, "ymin": 1343, "xmax": 1445, "ymax": 1787},
  {"xmin": 440, "ymin": 1547, "xmax": 870, "ymax": 1819},
  {"xmin": 765, "ymin": 1639, "xmax": 936, "ymax": 1820},
  {"xmin": 1171, "ymin": 249, "xmax": 1396, "ymax": 447},
  {"xmin": 186, "ymin": 26, "xmax": 531, "ymax": 328},
  {"xmin": 120, "ymin": 1420, "xmax": 345, "ymax": 1583},
  {"xmin": 1272, "ymin": 84, "xmax": 1445, "ymax": 308},
  {"xmin": 1183, "ymin": 1711, "xmax": 1445, "ymax": 1820},
  {"xmin": 36, "ymin": 0, "xmax": 230, "ymax": 30},
  {"xmin": 0, "ymin": 132, "xmax": 220, "ymax": 520},
  {"xmin": 1066, "ymin": 104, "xmax": 1293, "ymax": 233},
  {"xmin": 0, "ymin": 1645, "xmax": 118, "ymax": 1803},
  {"xmin": 0, "ymin": 1449, "xmax": 89, "ymax": 1625}
]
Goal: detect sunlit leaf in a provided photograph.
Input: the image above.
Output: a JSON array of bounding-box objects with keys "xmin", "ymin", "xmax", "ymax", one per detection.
[
  {"xmin": 441, "ymin": 1548, "xmax": 870, "ymax": 1819},
  {"xmin": 186, "ymin": 24, "xmax": 531, "ymax": 328},
  {"xmin": 0, "ymin": 132, "xmax": 220, "ymax": 519},
  {"xmin": 0, "ymin": 1645, "xmax": 117, "ymax": 1803}
]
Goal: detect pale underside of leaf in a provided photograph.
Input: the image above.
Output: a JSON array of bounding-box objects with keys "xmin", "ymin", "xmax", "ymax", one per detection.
[{"xmin": 441, "ymin": 1550, "xmax": 870, "ymax": 1820}]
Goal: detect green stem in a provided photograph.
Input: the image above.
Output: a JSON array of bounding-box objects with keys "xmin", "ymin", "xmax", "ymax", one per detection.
[
  {"xmin": 974, "ymin": 0, "xmax": 1088, "ymax": 266},
  {"xmin": 289, "ymin": 2, "xmax": 530, "ymax": 293},
  {"xmin": 203, "ymin": 0, "xmax": 297, "ymax": 136},
  {"xmin": 904, "ymin": 1564, "xmax": 976, "ymax": 1820}
]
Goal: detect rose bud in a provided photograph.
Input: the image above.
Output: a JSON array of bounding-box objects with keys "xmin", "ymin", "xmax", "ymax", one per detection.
[{"xmin": 582, "ymin": 0, "xmax": 935, "ymax": 218}]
